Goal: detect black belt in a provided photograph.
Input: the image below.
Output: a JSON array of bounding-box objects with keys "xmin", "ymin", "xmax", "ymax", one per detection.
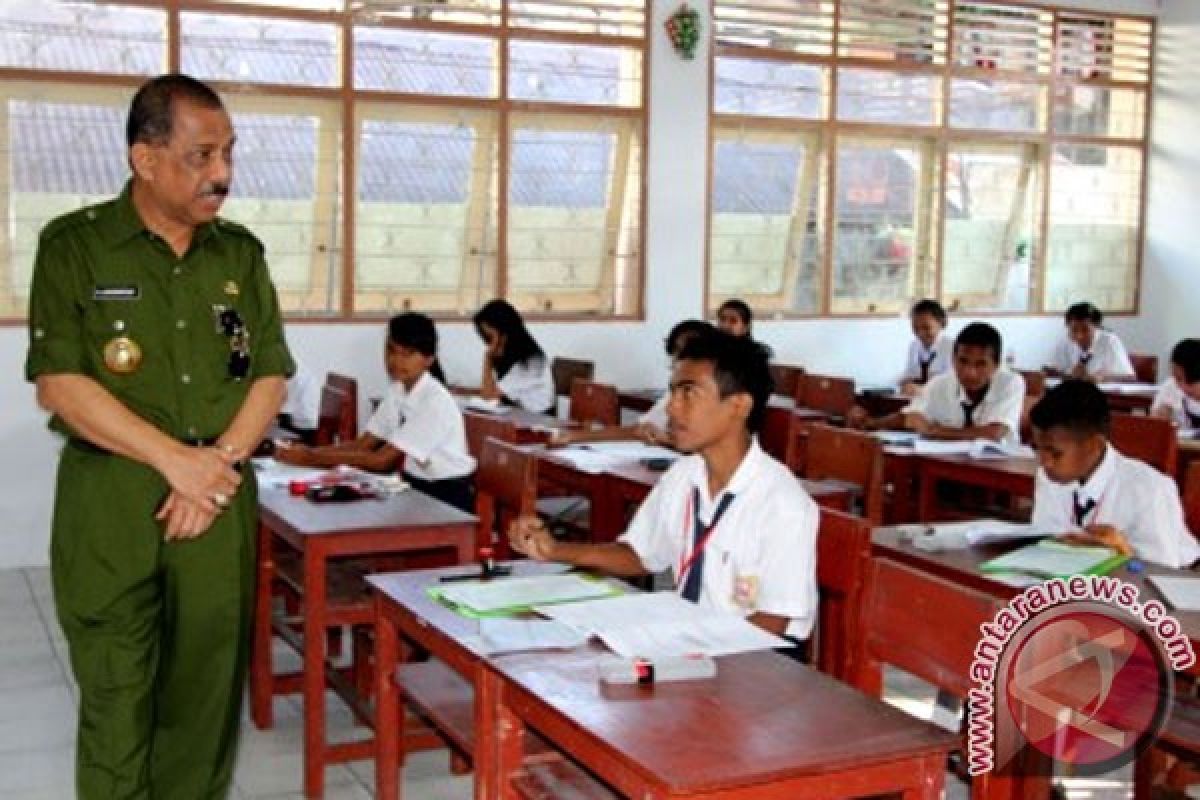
[{"xmin": 70, "ymin": 435, "xmax": 221, "ymax": 456}]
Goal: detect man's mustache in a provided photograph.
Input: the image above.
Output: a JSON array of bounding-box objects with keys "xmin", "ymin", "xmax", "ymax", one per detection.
[{"xmin": 201, "ymin": 184, "xmax": 230, "ymax": 198}]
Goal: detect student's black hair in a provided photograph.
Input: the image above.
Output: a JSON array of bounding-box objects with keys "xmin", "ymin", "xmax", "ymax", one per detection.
[
  {"xmin": 954, "ymin": 321, "xmax": 1003, "ymax": 364},
  {"xmin": 910, "ymin": 298, "xmax": 948, "ymax": 327},
  {"xmin": 717, "ymin": 298, "xmax": 753, "ymax": 328},
  {"xmin": 472, "ymin": 299, "xmax": 545, "ymax": 378},
  {"xmin": 1029, "ymin": 379, "xmax": 1111, "ymax": 438},
  {"xmin": 388, "ymin": 312, "xmax": 446, "ymax": 384},
  {"xmin": 1064, "ymin": 302, "xmax": 1104, "ymax": 327},
  {"xmin": 675, "ymin": 330, "xmax": 775, "ymax": 434},
  {"xmin": 126, "ymin": 74, "xmax": 224, "ymax": 148},
  {"xmin": 664, "ymin": 319, "xmax": 714, "ymax": 357},
  {"xmin": 1171, "ymin": 338, "xmax": 1200, "ymax": 385}
]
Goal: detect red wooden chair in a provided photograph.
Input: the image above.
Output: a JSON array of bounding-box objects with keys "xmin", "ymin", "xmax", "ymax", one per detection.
[
  {"xmin": 464, "ymin": 412, "xmax": 518, "ymax": 460},
  {"xmin": 796, "ymin": 372, "xmax": 857, "ymax": 415},
  {"xmin": 475, "ymin": 438, "xmax": 538, "ymax": 558},
  {"xmin": 314, "ymin": 385, "xmax": 355, "ymax": 446},
  {"xmin": 568, "ymin": 380, "xmax": 620, "ymax": 428},
  {"xmin": 814, "ymin": 508, "xmax": 872, "ymax": 681},
  {"xmin": 1130, "ymin": 353, "xmax": 1158, "ymax": 384},
  {"xmin": 801, "ymin": 425, "xmax": 886, "ymax": 525},
  {"xmin": 1111, "ymin": 412, "xmax": 1178, "ymax": 475},
  {"xmin": 769, "ymin": 363, "xmax": 804, "ymax": 399},
  {"xmin": 326, "ymin": 372, "xmax": 359, "ymax": 436},
  {"xmin": 551, "ymin": 357, "xmax": 594, "ymax": 398},
  {"xmin": 1184, "ymin": 460, "xmax": 1200, "ymax": 537}
]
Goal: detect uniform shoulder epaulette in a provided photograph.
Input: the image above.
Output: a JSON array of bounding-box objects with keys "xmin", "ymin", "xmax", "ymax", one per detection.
[{"xmin": 38, "ymin": 199, "xmax": 113, "ymax": 243}]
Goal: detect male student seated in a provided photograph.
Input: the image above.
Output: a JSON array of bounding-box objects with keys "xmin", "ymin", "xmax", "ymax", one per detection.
[
  {"xmin": 848, "ymin": 321, "xmax": 1025, "ymax": 447},
  {"xmin": 1030, "ymin": 380, "xmax": 1199, "ymax": 569},
  {"xmin": 508, "ymin": 330, "xmax": 818, "ymax": 643}
]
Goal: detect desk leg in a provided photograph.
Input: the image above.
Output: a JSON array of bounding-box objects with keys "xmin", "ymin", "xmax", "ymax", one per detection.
[
  {"xmin": 903, "ymin": 752, "xmax": 946, "ymax": 800},
  {"xmin": 474, "ymin": 665, "xmax": 500, "ymax": 800},
  {"xmin": 250, "ymin": 522, "xmax": 275, "ymax": 729},
  {"xmin": 375, "ymin": 596, "xmax": 401, "ymax": 800},
  {"xmin": 917, "ymin": 463, "xmax": 938, "ymax": 522},
  {"xmin": 494, "ymin": 677, "xmax": 525, "ymax": 800},
  {"xmin": 303, "ymin": 544, "xmax": 329, "ymax": 799}
]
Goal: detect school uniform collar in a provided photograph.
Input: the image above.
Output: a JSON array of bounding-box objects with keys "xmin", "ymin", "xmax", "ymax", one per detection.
[
  {"xmin": 1073, "ymin": 443, "xmax": 1117, "ymax": 505},
  {"xmin": 390, "ymin": 371, "xmax": 434, "ymax": 402},
  {"xmin": 953, "ymin": 376, "xmax": 995, "ymax": 409},
  {"xmin": 687, "ymin": 437, "xmax": 765, "ymax": 514}
]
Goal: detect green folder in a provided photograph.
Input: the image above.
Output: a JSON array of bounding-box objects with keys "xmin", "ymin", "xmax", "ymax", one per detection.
[
  {"xmin": 980, "ymin": 539, "xmax": 1129, "ymax": 579},
  {"xmin": 426, "ymin": 573, "xmax": 623, "ymax": 619}
]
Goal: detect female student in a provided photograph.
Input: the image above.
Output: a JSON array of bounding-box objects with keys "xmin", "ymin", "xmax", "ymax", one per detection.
[
  {"xmin": 899, "ymin": 298, "xmax": 953, "ymax": 396},
  {"xmin": 1152, "ymin": 338, "xmax": 1200, "ymax": 434},
  {"xmin": 275, "ymin": 313, "xmax": 476, "ymax": 512},
  {"xmin": 1045, "ymin": 302, "xmax": 1135, "ymax": 382},
  {"xmin": 716, "ymin": 298, "xmax": 753, "ymax": 338},
  {"xmin": 551, "ymin": 319, "xmax": 713, "ymax": 447},
  {"xmin": 474, "ymin": 299, "xmax": 555, "ymax": 414}
]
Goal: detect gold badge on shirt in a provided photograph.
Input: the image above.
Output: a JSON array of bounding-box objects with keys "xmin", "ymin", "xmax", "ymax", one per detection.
[
  {"xmin": 103, "ymin": 336, "xmax": 143, "ymax": 375},
  {"xmin": 223, "ymin": 280, "xmax": 239, "ymax": 297}
]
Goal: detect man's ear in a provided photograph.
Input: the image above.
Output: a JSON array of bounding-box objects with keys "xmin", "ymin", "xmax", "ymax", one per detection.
[
  {"xmin": 730, "ymin": 390, "xmax": 753, "ymax": 425},
  {"xmin": 129, "ymin": 143, "xmax": 157, "ymax": 182}
]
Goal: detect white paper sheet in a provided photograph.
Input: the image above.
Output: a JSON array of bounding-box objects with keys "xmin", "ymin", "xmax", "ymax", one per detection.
[
  {"xmin": 965, "ymin": 521, "xmax": 1053, "ymax": 546},
  {"xmin": 479, "ymin": 619, "xmax": 588, "ymax": 654},
  {"xmin": 969, "ymin": 441, "xmax": 1036, "ymax": 460},
  {"xmin": 578, "ymin": 442, "xmax": 679, "ymax": 460},
  {"xmin": 463, "ymin": 396, "xmax": 512, "ymax": 414},
  {"xmin": 911, "ymin": 439, "xmax": 976, "ymax": 455},
  {"xmin": 1147, "ymin": 575, "xmax": 1200, "ymax": 612},
  {"xmin": 251, "ymin": 459, "xmax": 334, "ymax": 489},
  {"xmin": 534, "ymin": 592, "xmax": 787, "ymax": 658},
  {"xmin": 438, "ymin": 574, "xmax": 616, "ymax": 613}
]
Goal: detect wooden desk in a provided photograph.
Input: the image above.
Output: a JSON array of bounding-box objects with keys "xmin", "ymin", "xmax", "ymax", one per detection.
[
  {"xmin": 915, "ymin": 452, "xmax": 1038, "ymax": 522},
  {"xmin": 1102, "ymin": 384, "xmax": 1158, "ymax": 414},
  {"xmin": 530, "ymin": 448, "xmax": 628, "ymax": 543},
  {"xmin": 617, "ymin": 388, "xmax": 660, "ymax": 414},
  {"xmin": 858, "ymin": 389, "xmax": 911, "ymax": 417},
  {"xmin": 762, "ymin": 395, "xmax": 829, "ymax": 463},
  {"xmin": 481, "ymin": 649, "xmax": 958, "ymax": 799},
  {"xmin": 251, "ymin": 486, "xmax": 476, "ymax": 798}
]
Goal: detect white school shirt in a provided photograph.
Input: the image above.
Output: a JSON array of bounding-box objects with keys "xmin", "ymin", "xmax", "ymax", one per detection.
[
  {"xmin": 619, "ymin": 439, "xmax": 819, "ymax": 639},
  {"xmin": 1151, "ymin": 377, "xmax": 1200, "ymax": 433},
  {"xmin": 900, "ymin": 332, "xmax": 955, "ymax": 385},
  {"xmin": 280, "ymin": 362, "xmax": 323, "ymax": 430},
  {"xmin": 365, "ymin": 373, "xmax": 476, "ymax": 482},
  {"xmin": 904, "ymin": 368, "xmax": 1026, "ymax": 447},
  {"xmin": 1032, "ymin": 444, "xmax": 1200, "ymax": 569},
  {"xmin": 639, "ymin": 391, "xmax": 669, "ymax": 431},
  {"xmin": 1051, "ymin": 329, "xmax": 1135, "ymax": 378},
  {"xmin": 496, "ymin": 356, "xmax": 555, "ymax": 413}
]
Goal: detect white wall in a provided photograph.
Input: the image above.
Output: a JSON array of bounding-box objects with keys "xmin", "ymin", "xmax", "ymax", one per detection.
[{"xmin": 0, "ymin": 0, "xmax": 1171, "ymax": 567}]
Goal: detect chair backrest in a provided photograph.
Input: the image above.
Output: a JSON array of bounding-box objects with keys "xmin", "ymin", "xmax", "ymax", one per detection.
[
  {"xmin": 1110, "ymin": 412, "xmax": 1178, "ymax": 475},
  {"xmin": 464, "ymin": 412, "xmax": 518, "ymax": 460},
  {"xmin": 1017, "ymin": 369, "xmax": 1046, "ymax": 398},
  {"xmin": 314, "ymin": 385, "xmax": 355, "ymax": 446},
  {"xmin": 475, "ymin": 439, "xmax": 537, "ymax": 555},
  {"xmin": 815, "ymin": 508, "xmax": 873, "ymax": 681},
  {"xmin": 326, "ymin": 373, "xmax": 359, "ymax": 437},
  {"xmin": 1130, "ymin": 353, "xmax": 1158, "ymax": 384},
  {"xmin": 797, "ymin": 373, "xmax": 856, "ymax": 415},
  {"xmin": 551, "ymin": 358, "xmax": 595, "ymax": 398},
  {"xmin": 769, "ymin": 364, "xmax": 804, "ymax": 399},
  {"xmin": 1184, "ymin": 461, "xmax": 1200, "ymax": 537},
  {"xmin": 851, "ymin": 557, "xmax": 1000, "ymax": 699},
  {"xmin": 803, "ymin": 425, "xmax": 886, "ymax": 525},
  {"xmin": 568, "ymin": 380, "xmax": 620, "ymax": 428}
]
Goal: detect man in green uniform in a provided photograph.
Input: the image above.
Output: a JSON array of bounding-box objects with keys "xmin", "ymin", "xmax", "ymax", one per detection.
[{"xmin": 25, "ymin": 74, "xmax": 293, "ymax": 799}]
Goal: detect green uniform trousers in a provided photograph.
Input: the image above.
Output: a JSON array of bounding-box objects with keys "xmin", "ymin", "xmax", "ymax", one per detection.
[{"xmin": 51, "ymin": 441, "xmax": 256, "ymax": 800}]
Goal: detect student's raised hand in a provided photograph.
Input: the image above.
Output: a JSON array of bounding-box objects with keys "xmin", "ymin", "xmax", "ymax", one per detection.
[
  {"xmin": 508, "ymin": 515, "xmax": 558, "ymax": 561},
  {"xmin": 1065, "ymin": 525, "xmax": 1133, "ymax": 556}
]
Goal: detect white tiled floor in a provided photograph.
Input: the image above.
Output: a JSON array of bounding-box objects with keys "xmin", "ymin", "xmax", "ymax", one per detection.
[{"xmin": 1, "ymin": 566, "xmax": 1135, "ymax": 799}]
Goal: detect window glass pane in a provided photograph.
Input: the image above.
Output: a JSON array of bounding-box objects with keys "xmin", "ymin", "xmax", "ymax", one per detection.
[
  {"xmin": 709, "ymin": 129, "xmax": 822, "ymax": 314},
  {"xmin": 942, "ymin": 145, "xmax": 1041, "ymax": 312},
  {"xmin": 214, "ymin": 0, "xmax": 344, "ymax": 9},
  {"xmin": 1, "ymin": 86, "xmax": 130, "ymax": 318},
  {"xmin": 354, "ymin": 28, "xmax": 497, "ymax": 97},
  {"xmin": 714, "ymin": 58, "xmax": 825, "ymax": 119},
  {"xmin": 508, "ymin": 41, "xmax": 641, "ymax": 108},
  {"xmin": 221, "ymin": 99, "xmax": 342, "ymax": 314},
  {"xmin": 354, "ymin": 107, "xmax": 498, "ymax": 315},
  {"xmin": 837, "ymin": 68, "xmax": 941, "ymax": 126},
  {"xmin": 948, "ymin": 79, "xmax": 1044, "ymax": 132},
  {"xmin": 1052, "ymin": 85, "xmax": 1145, "ymax": 139},
  {"xmin": 507, "ymin": 115, "xmax": 641, "ymax": 315},
  {"xmin": 357, "ymin": 0, "xmax": 501, "ymax": 27},
  {"xmin": 1045, "ymin": 144, "xmax": 1141, "ymax": 312},
  {"xmin": 832, "ymin": 138, "xmax": 933, "ymax": 314},
  {"xmin": 508, "ymin": 0, "xmax": 644, "ymax": 38},
  {"xmin": 0, "ymin": 2, "xmax": 164, "ymax": 75},
  {"xmin": 182, "ymin": 12, "xmax": 339, "ymax": 87}
]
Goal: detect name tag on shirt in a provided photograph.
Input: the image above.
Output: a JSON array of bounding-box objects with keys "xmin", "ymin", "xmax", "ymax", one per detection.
[{"xmin": 93, "ymin": 285, "xmax": 140, "ymax": 301}]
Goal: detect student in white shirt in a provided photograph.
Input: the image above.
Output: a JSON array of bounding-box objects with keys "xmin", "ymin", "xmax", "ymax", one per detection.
[
  {"xmin": 899, "ymin": 298, "xmax": 954, "ymax": 397},
  {"xmin": 1030, "ymin": 380, "xmax": 1199, "ymax": 568},
  {"xmin": 280, "ymin": 360, "xmax": 323, "ymax": 432},
  {"xmin": 550, "ymin": 319, "xmax": 713, "ymax": 447},
  {"xmin": 275, "ymin": 313, "xmax": 476, "ymax": 511},
  {"xmin": 716, "ymin": 298, "xmax": 753, "ymax": 338},
  {"xmin": 510, "ymin": 331, "xmax": 819, "ymax": 648},
  {"xmin": 1151, "ymin": 338, "xmax": 1200, "ymax": 435},
  {"xmin": 850, "ymin": 322, "xmax": 1025, "ymax": 447},
  {"xmin": 1045, "ymin": 302, "xmax": 1135, "ymax": 382},
  {"xmin": 473, "ymin": 299, "xmax": 555, "ymax": 414}
]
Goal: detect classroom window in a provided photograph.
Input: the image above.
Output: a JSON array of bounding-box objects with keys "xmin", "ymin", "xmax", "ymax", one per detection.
[
  {"xmin": 0, "ymin": 0, "xmax": 646, "ymax": 322},
  {"xmin": 708, "ymin": 0, "xmax": 1151, "ymax": 317}
]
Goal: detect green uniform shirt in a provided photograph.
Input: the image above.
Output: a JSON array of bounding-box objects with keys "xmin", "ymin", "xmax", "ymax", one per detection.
[{"xmin": 25, "ymin": 181, "xmax": 295, "ymax": 441}]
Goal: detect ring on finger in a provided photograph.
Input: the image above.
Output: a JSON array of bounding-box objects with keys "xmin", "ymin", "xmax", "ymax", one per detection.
[{"xmin": 213, "ymin": 492, "xmax": 230, "ymax": 508}]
